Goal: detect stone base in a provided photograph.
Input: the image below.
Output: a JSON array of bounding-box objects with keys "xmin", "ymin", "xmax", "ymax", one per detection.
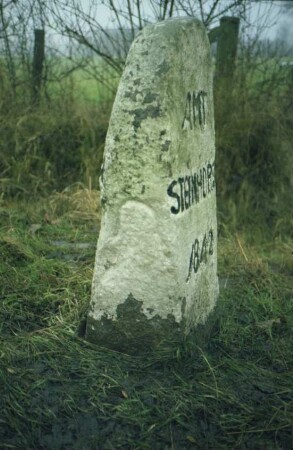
[
  {"xmin": 85, "ymin": 295, "xmax": 185, "ymax": 354},
  {"xmin": 84, "ymin": 294, "xmax": 220, "ymax": 354}
]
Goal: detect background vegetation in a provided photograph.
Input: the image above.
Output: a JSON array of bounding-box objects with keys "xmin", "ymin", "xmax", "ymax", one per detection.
[{"xmin": 0, "ymin": 1, "xmax": 292, "ymax": 449}]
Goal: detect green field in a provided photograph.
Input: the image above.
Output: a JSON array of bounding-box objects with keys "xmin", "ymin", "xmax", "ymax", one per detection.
[
  {"xmin": 45, "ymin": 56, "xmax": 120, "ymax": 104},
  {"xmin": 0, "ymin": 190, "xmax": 292, "ymax": 450}
]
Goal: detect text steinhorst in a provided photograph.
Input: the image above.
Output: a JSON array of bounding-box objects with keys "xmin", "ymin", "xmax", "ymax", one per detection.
[{"xmin": 167, "ymin": 161, "xmax": 215, "ymax": 214}]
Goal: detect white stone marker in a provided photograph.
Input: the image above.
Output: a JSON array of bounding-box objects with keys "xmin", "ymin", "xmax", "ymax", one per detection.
[{"xmin": 86, "ymin": 17, "xmax": 219, "ymax": 352}]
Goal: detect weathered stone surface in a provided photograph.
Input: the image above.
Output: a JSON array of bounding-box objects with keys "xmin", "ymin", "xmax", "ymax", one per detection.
[{"xmin": 86, "ymin": 17, "xmax": 219, "ymax": 352}]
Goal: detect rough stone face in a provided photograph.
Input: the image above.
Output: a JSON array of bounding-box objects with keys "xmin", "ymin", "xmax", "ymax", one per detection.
[{"xmin": 86, "ymin": 17, "xmax": 219, "ymax": 352}]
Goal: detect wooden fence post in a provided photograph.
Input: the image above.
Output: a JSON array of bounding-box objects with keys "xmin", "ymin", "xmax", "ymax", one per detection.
[
  {"xmin": 215, "ymin": 16, "xmax": 240, "ymax": 82},
  {"xmin": 32, "ymin": 29, "xmax": 45, "ymax": 104}
]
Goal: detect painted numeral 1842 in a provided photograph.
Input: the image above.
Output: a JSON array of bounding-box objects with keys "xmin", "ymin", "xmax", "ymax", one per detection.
[{"xmin": 186, "ymin": 229, "xmax": 214, "ymax": 282}]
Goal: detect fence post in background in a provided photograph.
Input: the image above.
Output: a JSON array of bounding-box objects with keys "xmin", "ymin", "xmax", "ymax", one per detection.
[
  {"xmin": 32, "ymin": 29, "xmax": 45, "ymax": 104},
  {"xmin": 215, "ymin": 17, "xmax": 240, "ymax": 83},
  {"xmin": 210, "ymin": 16, "xmax": 240, "ymax": 136}
]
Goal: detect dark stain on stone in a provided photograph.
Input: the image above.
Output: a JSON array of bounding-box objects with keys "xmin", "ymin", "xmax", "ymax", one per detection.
[
  {"xmin": 161, "ymin": 140, "xmax": 171, "ymax": 152},
  {"xmin": 143, "ymin": 93, "xmax": 159, "ymax": 104},
  {"xmin": 124, "ymin": 89, "xmax": 140, "ymax": 101},
  {"xmin": 166, "ymin": 161, "xmax": 173, "ymax": 177},
  {"xmin": 141, "ymin": 185, "xmax": 146, "ymax": 194},
  {"xmin": 101, "ymin": 196, "xmax": 107, "ymax": 206},
  {"xmin": 133, "ymin": 78, "xmax": 141, "ymax": 86},
  {"xmin": 85, "ymin": 294, "xmax": 184, "ymax": 354},
  {"xmin": 114, "ymin": 135, "xmax": 120, "ymax": 142},
  {"xmin": 132, "ymin": 105, "xmax": 162, "ymax": 131},
  {"xmin": 141, "ymin": 51, "xmax": 149, "ymax": 56},
  {"xmin": 160, "ymin": 130, "xmax": 167, "ymax": 137},
  {"xmin": 181, "ymin": 297, "xmax": 186, "ymax": 317},
  {"xmin": 156, "ymin": 61, "xmax": 170, "ymax": 76},
  {"xmin": 104, "ymin": 260, "xmax": 112, "ymax": 270}
]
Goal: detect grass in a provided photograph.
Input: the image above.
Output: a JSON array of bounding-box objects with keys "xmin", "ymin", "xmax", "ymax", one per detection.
[
  {"xmin": 0, "ymin": 49, "xmax": 292, "ymax": 448},
  {"xmin": 0, "ymin": 187, "xmax": 292, "ymax": 450},
  {"xmin": 71, "ymin": 65, "xmax": 120, "ymax": 104},
  {"xmin": 0, "ymin": 94, "xmax": 111, "ymax": 197},
  {"xmin": 45, "ymin": 59, "xmax": 120, "ymax": 105}
]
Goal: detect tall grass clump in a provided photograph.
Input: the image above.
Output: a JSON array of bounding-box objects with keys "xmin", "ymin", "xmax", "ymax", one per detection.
[
  {"xmin": 0, "ymin": 68, "xmax": 112, "ymax": 198},
  {"xmin": 215, "ymin": 53, "xmax": 292, "ymax": 237}
]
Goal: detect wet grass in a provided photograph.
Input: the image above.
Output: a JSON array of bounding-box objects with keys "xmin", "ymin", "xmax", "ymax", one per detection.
[{"xmin": 0, "ymin": 188, "xmax": 292, "ymax": 450}]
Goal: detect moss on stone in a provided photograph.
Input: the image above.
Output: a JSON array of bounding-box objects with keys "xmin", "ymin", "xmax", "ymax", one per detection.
[{"xmin": 85, "ymin": 294, "xmax": 185, "ymax": 354}]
